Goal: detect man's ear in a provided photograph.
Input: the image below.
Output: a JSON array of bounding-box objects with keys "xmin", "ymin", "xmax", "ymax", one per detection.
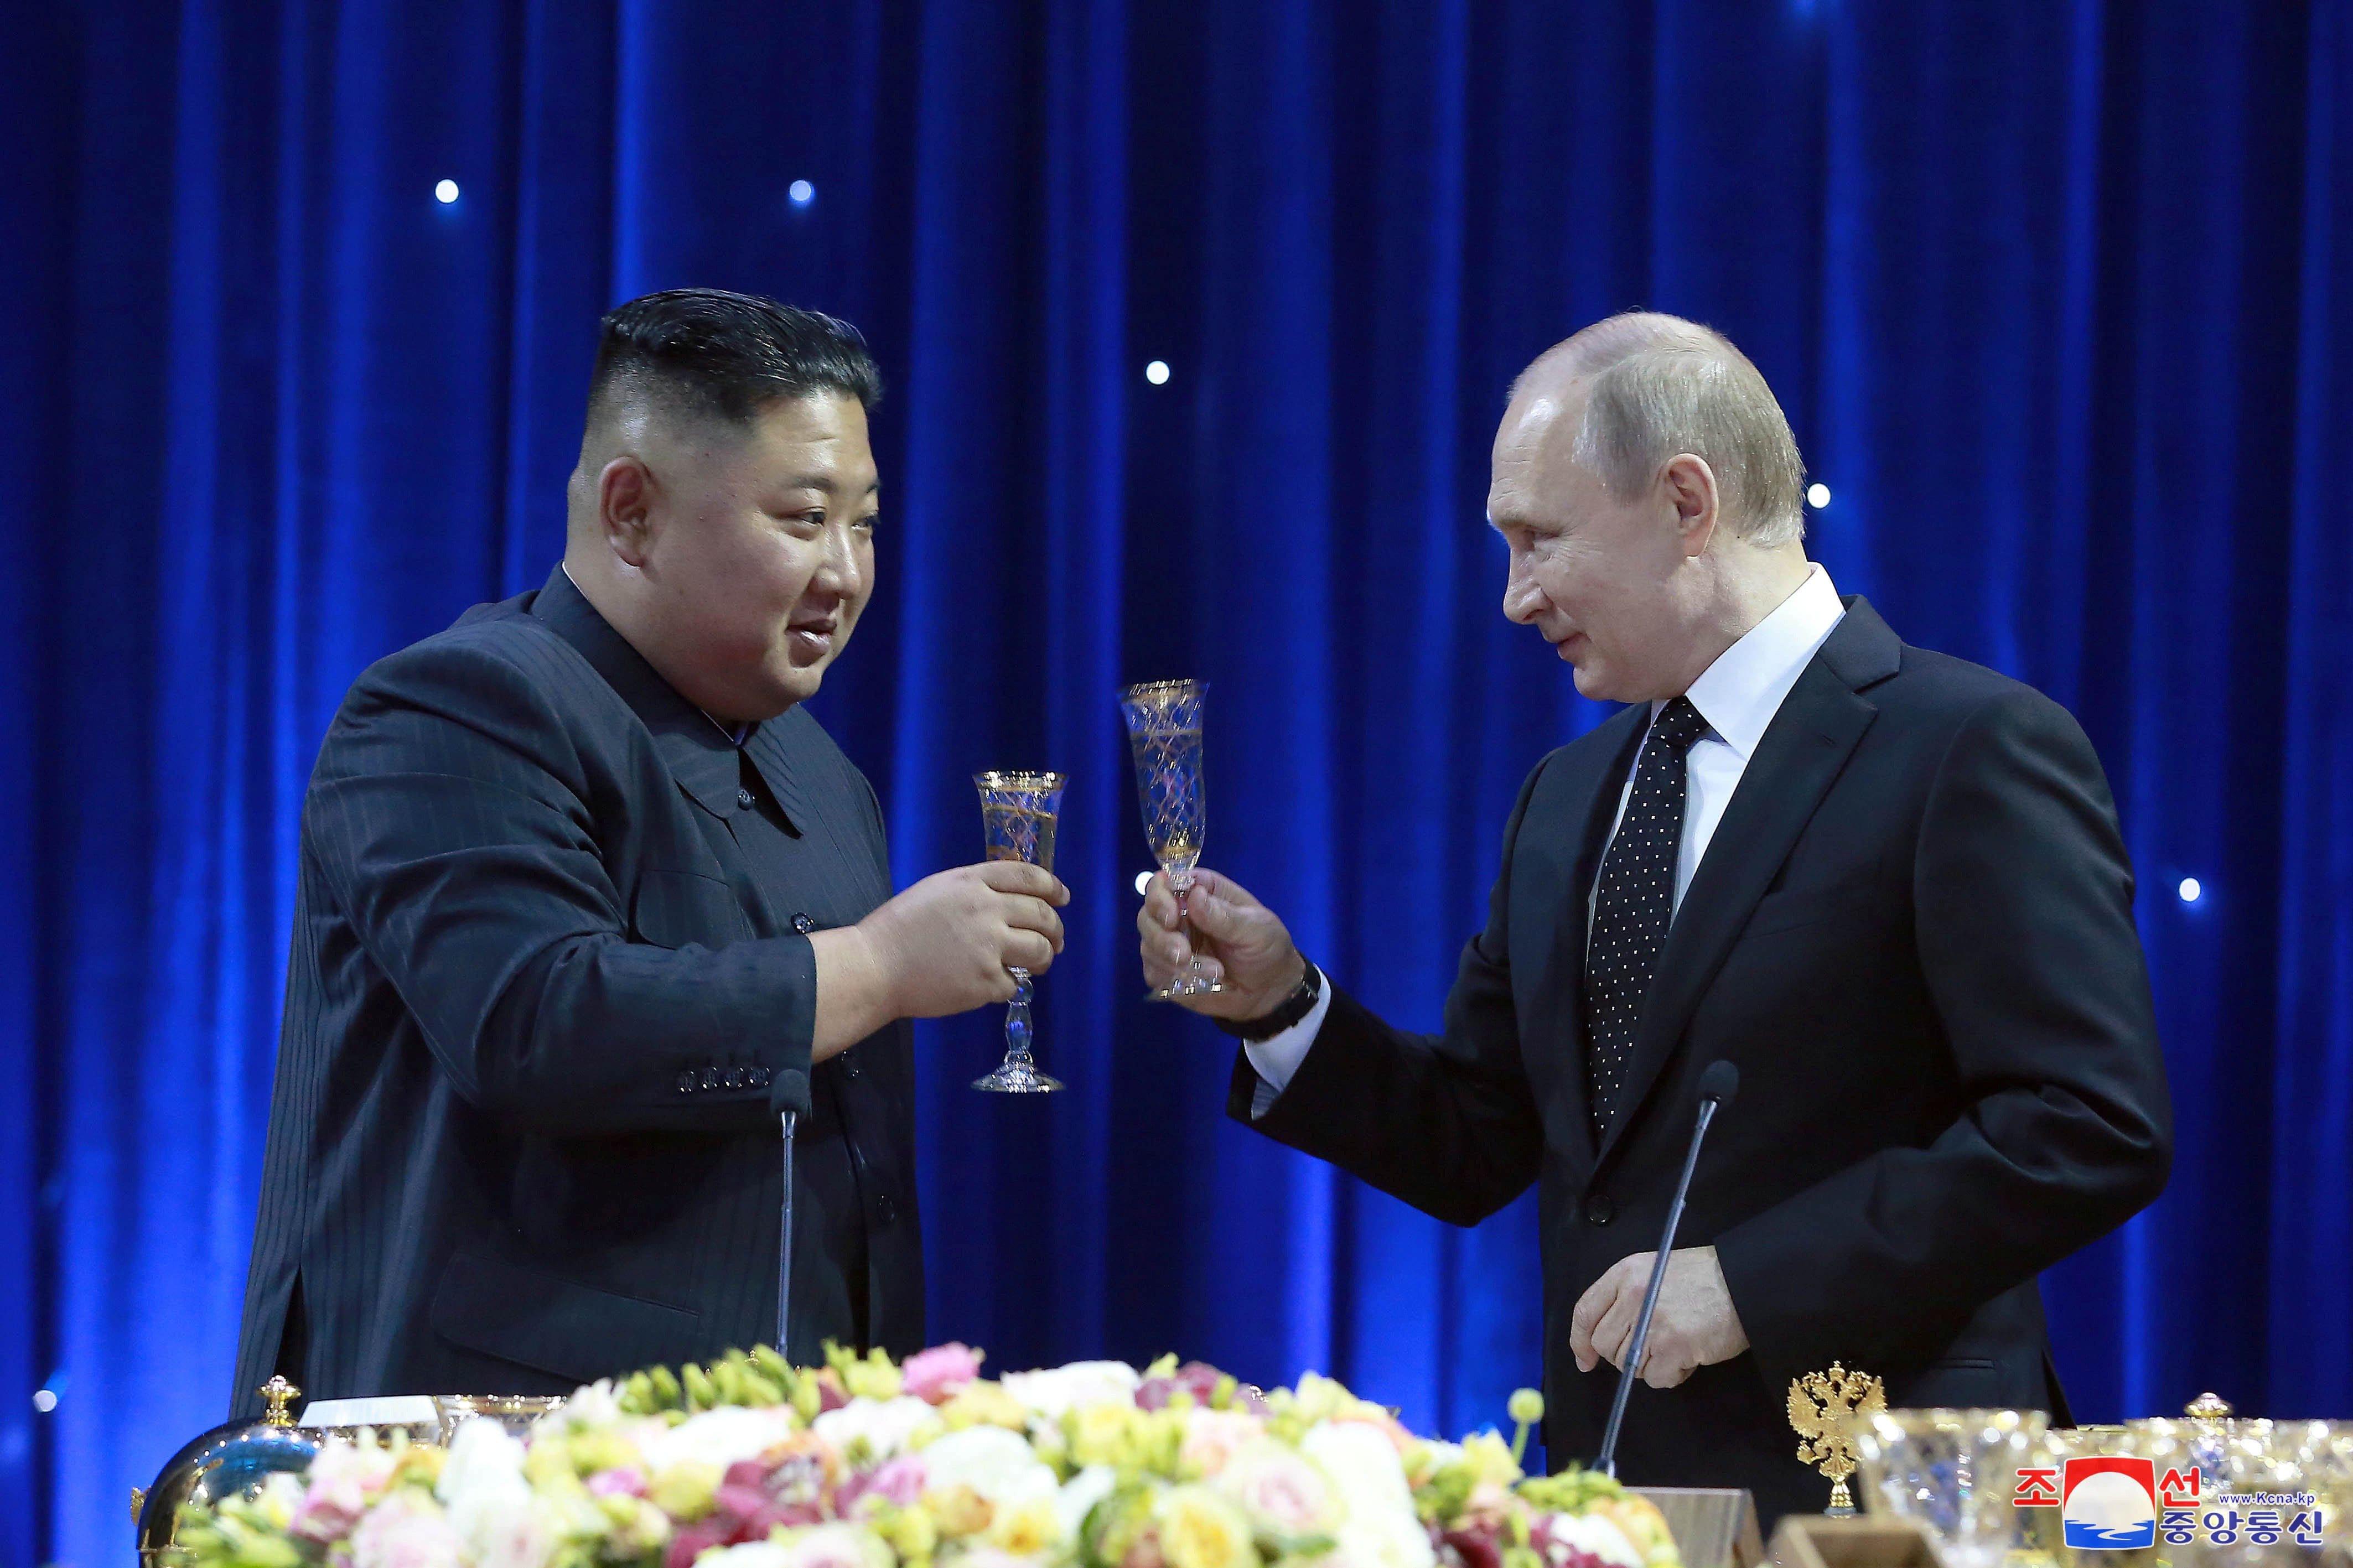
[
  {"xmin": 1660, "ymin": 453, "xmax": 1720, "ymax": 559},
  {"xmin": 598, "ymin": 454, "xmax": 659, "ymax": 569}
]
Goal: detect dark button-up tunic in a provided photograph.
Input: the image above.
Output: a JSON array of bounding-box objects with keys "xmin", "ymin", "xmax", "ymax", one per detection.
[{"xmin": 230, "ymin": 566, "xmax": 920, "ymax": 1414}]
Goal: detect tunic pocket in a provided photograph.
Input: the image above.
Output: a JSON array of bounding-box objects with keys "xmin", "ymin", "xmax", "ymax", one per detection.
[{"xmin": 630, "ymin": 867, "xmax": 753, "ymax": 949}]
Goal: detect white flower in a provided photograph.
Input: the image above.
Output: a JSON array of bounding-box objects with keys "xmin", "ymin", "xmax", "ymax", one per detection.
[
  {"xmin": 703, "ymin": 1525, "xmax": 894, "ymax": 1568},
  {"xmin": 997, "ymin": 1361, "xmax": 1141, "ymax": 1419},
  {"xmin": 250, "ymin": 1471, "xmax": 309, "ymax": 1530},
  {"xmin": 705, "ymin": 1545, "xmax": 795, "ymax": 1568},
  {"xmin": 466, "ymin": 1494, "xmax": 558, "ymax": 1568},
  {"xmin": 814, "ymin": 1395, "xmax": 944, "ymax": 1462},
  {"xmin": 641, "ymin": 1404, "xmax": 799, "ymax": 1472},
  {"xmin": 1548, "ymin": 1514, "xmax": 1642, "ymax": 1568},
  {"xmin": 438, "ymin": 1419, "xmax": 529, "ymax": 1511},
  {"xmin": 1414, "ymin": 1440, "xmax": 1465, "ymax": 1473},
  {"xmin": 1055, "ymin": 1465, "xmax": 1121, "ymax": 1541},
  {"xmin": 795, "ymin": 1525, "xmax": 899, "ymax": 1568},
  {"xmin": 1300, "ymin": 1424, "xmax": 1432, "ymax": 1568},
  {"xmin": 1216, "ymin": 1439, "xmax": 1340, "ymax": 1537},
  {"xmin": 434, "ymin": 1420, "xmax": 561, "ymax": 1568},
  {"xmin": 918, "ymin": 1425, "xmax": 1061, "ymax": 1505},
  {"xmin": 561, "ymin": 1378, "xmax": 624, "ymax": 1430}
]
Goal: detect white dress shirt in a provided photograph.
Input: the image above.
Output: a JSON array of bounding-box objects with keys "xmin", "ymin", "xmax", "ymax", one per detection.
[{"xmin": 1245, "ymin": 565, "xmax": 1846, "ymax": 1116}]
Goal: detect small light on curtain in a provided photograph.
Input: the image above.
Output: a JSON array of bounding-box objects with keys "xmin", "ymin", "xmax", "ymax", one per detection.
[
  {"xmin": 434, "ymin": 179, "xmax": 459, "ymax": 204},
  {"xmin": 30, "ymin": 1389, "xmax": 56, "ymax": 1414},
  {"xmin": 1806, "ymin": 482, "xmax": 1831, "ymax": 508},
  {"xmin": 1133, "ymin": 870, "xmax": 1153, "ymax": 895},
  {"xmin": 1144, "ymin": 360, "xmax": 1170, "ymax": 385},
  {"xmin": 2178, "ymin": 878, "xmax": 2202, "ymax": 904},
  {"xmin": 789, "ymin": 180, "xmax": 816, "ymax": 206}
]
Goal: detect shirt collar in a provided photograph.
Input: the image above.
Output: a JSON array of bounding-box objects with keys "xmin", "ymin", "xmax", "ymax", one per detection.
[{"xmin": 1670, "ymin": 564, "xmax": 1846, "ymax": 760}]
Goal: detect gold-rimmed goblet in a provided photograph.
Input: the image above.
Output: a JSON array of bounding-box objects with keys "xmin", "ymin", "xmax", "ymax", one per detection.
[
  {"xmin": 1118, "ymin": 679, "xmax": 1225, "ymax": 1000},
  {"xmin": 972, "ymin": 771, "xmax": 1067, "ymax": 1093}
]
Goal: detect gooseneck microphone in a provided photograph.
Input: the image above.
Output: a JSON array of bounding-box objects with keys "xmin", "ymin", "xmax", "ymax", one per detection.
[
  {"xmin": 772, "ymin": 1069, "xmax": 813, "ymax": 1359},
  {"xmin": 1594, "ymin": 1058, "xmax": 1740, "ymax": 1478}
]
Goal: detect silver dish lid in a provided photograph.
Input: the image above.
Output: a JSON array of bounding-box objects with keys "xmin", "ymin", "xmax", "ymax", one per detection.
[{"xmin": 134, "ymin": 1377, "xmax": 319, "ymax": 1565}]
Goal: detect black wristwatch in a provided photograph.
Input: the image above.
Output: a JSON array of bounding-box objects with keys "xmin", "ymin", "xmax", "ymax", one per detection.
[{"xmin": 1214, "ymin": 960, "xmax": 1324, "ymax": 1042}]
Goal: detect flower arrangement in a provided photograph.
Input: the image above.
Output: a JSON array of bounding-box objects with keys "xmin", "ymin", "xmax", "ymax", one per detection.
[{"xmin": 179, "ymin": 1343, "xmax": 1680, "ymax": 1568}]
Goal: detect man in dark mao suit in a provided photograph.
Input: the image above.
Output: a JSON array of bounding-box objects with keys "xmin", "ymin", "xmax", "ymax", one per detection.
[
  {"xmin": 1138, "ymin": 313, "xmax": 2171, "ymax": 1524},
  {"xmin": 233, "ymin": 290, "xmax": 1068, "ymax": 1413}
]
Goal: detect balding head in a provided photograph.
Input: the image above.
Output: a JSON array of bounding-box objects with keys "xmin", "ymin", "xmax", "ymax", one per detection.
[
  {"xmin": 1488, "ymin": 313, "xmax": 1816, "ymax": 703},
  {"xmin": 1515, "ymin": 312, "xmax": 1805, "ymax": 547}
]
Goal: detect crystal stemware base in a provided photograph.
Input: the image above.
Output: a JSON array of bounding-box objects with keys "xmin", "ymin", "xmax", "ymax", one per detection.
[
  {"xmin": 974, "ymin": 967, "xmax": 1063, "ymax": 1092},
  {"xmin": 971, "ymin": 1061, "xmax": 1064, "ymax": 1092}
]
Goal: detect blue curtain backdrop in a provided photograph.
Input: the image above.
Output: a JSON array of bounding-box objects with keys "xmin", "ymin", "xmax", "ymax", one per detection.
[{"xmin": 4, "ymin": 2, "xmax": 2351, "ymax": 1562}]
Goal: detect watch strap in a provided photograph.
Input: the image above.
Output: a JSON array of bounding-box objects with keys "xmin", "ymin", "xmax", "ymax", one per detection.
[{"xmin": 1214, "ymin": 961, "xmax": 1323, "ymax": 1042}]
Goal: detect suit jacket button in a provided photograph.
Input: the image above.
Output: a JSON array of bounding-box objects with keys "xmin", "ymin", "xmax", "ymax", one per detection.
[
  {"xmin": 724, "ymin": 1067, "xmax": 745, "ymax": 1089},
  {"xmin": 875, "ymin": 1194, "xmax": 897, "ymax": 1225},
  {"xmin": 699, "ymin": 1067, "xmax": 721, "ymax": 1091},
  {"xmin": 675, "ymin": 1071, "xmax": 696, "ymax": 1094},
  {"xmin": 844, "ymin": 1059, "xmax": 861, "ymax": 1080},
  {"xmin": 791, "ymin": 913, "xmax": 816, "ymax": 934},
  {"xmin": 736, "ymin": 787, "xmax": 755, "ymax": 809},
  {"xmin": 750, "ymin": 1066, "xmax": 771, "ymax": 1088},
  {"xmin": 1585, "ymin": 1194, "xmax": 1614, "ymax": 1226}
]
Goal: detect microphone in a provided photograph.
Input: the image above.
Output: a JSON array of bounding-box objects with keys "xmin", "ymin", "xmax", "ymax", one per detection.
[
  {"xmin": 1594, "ymin": 1060, "xmax": 1739, "ymax": 1478},
  {"xmin": 771, "ymin": 1070, "xmax": 812, "ymax": 1360}
]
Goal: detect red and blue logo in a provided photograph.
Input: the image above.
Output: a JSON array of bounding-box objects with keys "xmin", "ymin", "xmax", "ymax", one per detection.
[{"xmin": 2062, "ymin": 1457, "xmax": 2159, "ymax": 1549}]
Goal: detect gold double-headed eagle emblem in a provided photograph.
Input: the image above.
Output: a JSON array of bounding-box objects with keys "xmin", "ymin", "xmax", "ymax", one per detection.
[{"xmin": 1787, "ymin": 1363, "xmax": 1885, "ymax": 1515}]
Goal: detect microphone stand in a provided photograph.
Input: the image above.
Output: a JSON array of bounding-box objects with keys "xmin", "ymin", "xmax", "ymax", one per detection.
[
  {"xmin": 1595, "ymin": 1062, "xmax": 1738, "ymax": 1478},
  {"xmin": 778, "ymin": 1109, "xmax": 798, "ymax": 1357},
  {"xmin": 772, "ymin": 1067, "xmax": 811, "ymax": 1360}
]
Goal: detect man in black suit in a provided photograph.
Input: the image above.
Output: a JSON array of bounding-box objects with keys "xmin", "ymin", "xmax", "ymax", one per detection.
[
  {"xmin": 1138, "ymin": 313, "xmax": 2171, "ymax": 1522},
  {"xmin": 234, "ymin": 289, "xmax": 1067, "ymax": 1412}
]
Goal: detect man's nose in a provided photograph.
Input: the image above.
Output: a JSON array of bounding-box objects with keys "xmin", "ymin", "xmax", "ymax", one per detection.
[
  {"xmin": 1502, "ymin": 562, "xmax": 1545, "ymax": 624},
  {"xmin": 811, "ymin": 523, "xmax": 863, "ymax": 598}
]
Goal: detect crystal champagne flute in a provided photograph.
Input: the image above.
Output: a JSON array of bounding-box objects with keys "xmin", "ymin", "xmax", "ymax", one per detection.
[
  {"xmin": 972, "ymin": 771, "xmax": 1067, "ymax": 1093},
  {"xmin": 1117, "ymin": 679, "xmax": 1225, "ymax": 1000}
]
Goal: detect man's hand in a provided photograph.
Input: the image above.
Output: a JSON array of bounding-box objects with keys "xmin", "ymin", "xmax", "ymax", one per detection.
[
  {"xmin": 1569, "ymin": 1245, "xmax": 1748, "ymax": 1389},
  {"xmin": 811, "ymin": 862, "xmax": 1067, "ymax": 1057},
  {"xmin": 1136, "ymin": 868, "xmax": 1304, "ymax": 1018}
]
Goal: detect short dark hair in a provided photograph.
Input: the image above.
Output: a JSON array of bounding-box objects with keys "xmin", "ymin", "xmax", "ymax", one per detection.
[{"xmin": 588, "ymin": 288, "xmax": 883, "ymax": 429}]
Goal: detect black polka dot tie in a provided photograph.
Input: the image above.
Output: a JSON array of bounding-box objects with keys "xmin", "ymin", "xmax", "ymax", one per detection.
[{"xmin": 1584, "ymin": 696, "xmax": 1708, "ymax": 1139}]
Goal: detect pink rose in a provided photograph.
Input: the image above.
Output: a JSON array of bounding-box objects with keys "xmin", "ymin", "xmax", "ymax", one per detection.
[
  {"xmin": 1119, "ymin": 1525, "xmax": 1168, "ymax": 1568},
  {"xmin": 1179, "ymin": 1410, "xmax": 1266, "ymax": 1478},
  {"xmin": 900, "ymin": 1343, "xmax": 983, "ymax": 1404},
  {"xmin": 715, "ymin": 1482, "xmax": 772, "ymax": 1524},
  {"xmin": 349, "ymin": 1492, "xmax": 463, "ymax": 1568},
  {"xmin": 1443, "ymin": 1525, "xmax": 1504, "ymax": 1568},
  {"xmin": 589, "ymin": 1467, "xmax": 649, "ymax": 1499},
  {"xmin": 293, "ymin": 1443, "xmax": 397, "ymax": 1544},
  {"xmin": 1139, "ymin": 1361, "xmax": 1227, "ymax": 1411},
  {"xmin": 665, "ymin": 1518, "xmax": 732, "ymax": 1568},
  {"xmin": 1219, "ymin": 1447, "xmax": 1334, "ymax": 1534},
  {"xmin": 842, "ymin": 1453, "xmax": 927, "ymax": 1513}
]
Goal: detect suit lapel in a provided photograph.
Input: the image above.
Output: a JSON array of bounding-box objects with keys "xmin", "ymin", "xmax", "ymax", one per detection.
[{"xmin": 1592, "ymin": 600, "xmax": 1902, "ymax": 1171}]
